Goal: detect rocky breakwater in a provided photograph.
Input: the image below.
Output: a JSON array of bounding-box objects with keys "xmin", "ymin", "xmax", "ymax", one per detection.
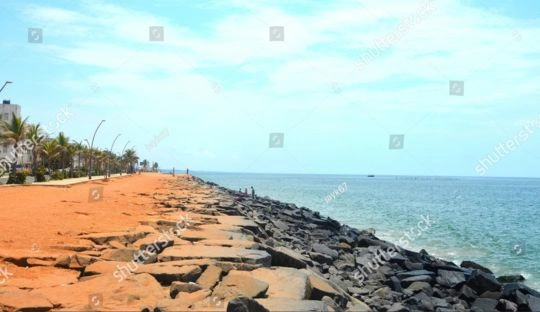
[{"xmin": 0, "ymin": 176, "xmax": 538, "ymax": 312}]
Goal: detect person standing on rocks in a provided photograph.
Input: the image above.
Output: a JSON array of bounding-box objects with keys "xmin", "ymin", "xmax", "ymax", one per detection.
[{"xmin": 251, "ymin": 186, "xmax": 255, "ymax": 199}]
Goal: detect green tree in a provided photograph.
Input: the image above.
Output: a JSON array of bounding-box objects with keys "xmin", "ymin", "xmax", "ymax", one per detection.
[
  {"xmin": 27, "ymin": 123, "xmax": 45, "ymax": 176},
  {"xmin": 0, "ymin": 113, "xmax": 29, "ymax": 181}
]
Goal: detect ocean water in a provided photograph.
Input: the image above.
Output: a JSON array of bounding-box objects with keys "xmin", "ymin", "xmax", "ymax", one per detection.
[{"xmin": 190, "ymin": 172, "xmax": 540, "ymax": 290}]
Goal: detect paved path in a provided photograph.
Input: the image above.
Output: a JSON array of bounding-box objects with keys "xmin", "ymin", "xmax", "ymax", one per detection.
[{"xmin": 0, "ymin": 174, "xmax": 132, "ymax": 187}]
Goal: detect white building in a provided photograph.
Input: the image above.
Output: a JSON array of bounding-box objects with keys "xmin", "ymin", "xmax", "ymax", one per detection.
[{"xmin": 0, "ymin": 100, "xmax": 32, "ymax": 170}]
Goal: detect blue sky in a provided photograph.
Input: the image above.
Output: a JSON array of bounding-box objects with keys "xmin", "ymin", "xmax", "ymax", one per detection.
[{"xmin": 0, "ymin": 0, "xmax": 539, "ymax": 177}]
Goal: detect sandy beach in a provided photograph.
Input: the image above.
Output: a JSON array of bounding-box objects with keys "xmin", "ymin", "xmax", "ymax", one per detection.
[{"xmin": 0, "ymin": 174, "xmax": 538, "ymax": 311}]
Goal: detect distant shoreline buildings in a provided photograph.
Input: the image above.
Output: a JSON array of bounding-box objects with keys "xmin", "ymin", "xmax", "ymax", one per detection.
[{"xmin": 0, "ymin": 100, "xmax": 32, "ymax": 169}]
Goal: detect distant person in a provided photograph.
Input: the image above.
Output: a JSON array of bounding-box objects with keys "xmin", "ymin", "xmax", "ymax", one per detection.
[
  {"xmin": 186, "ymin": 168, "xmax": 189, "ymax": 175},
  {"xmin": 244, "ymin": 188, "xmax": 248, "ymax": 195},
  {"xmin": 251, "ymin": 186, "xmax": 255, "ymax": 199},
  {"xmin": 172, "ymin": 167, "xmax": 175, "ymax": 177}
]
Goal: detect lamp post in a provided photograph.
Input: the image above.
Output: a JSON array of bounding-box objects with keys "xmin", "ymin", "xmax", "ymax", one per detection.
[
  {"xmin": 107, "ymin": 134, "xmax": 121, "ymax": 178},
  {"xmin": 120, "ymin": 141, "xmax": 130, "ymax": 175},
  {"xmin": 88, "ymin": 120, "xmax": 106, "ymax": 180},
  {"xmin": 0, "ymin": 81, "xmax": 12, "ymax": 94}
]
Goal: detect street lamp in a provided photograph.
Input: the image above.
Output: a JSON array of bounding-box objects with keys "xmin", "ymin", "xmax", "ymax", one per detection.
[
  {"xmin": 88, "ymin": 120, "xmax": 106, "ymax": 180},
  {"xmin": 107, "ymin": 134, "xmax": 121, "ymax": 178},
  {"xmin": 120, "ymin": 141, "xmax": 130, "ymax": 175},
  {"xmin": 0, "ymin": 81, "xmax": 12, "ymax": 94}
]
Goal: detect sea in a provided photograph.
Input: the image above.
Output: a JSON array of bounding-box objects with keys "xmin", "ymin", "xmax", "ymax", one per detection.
[{"xmin": 177, "ymin": 171, "xmax": 539, "ymax": 290}]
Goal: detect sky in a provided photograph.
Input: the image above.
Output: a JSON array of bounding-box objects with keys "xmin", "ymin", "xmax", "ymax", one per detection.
[{"xmin": 0, "ymin": 0, "xmax": 539, "ymax": 177}]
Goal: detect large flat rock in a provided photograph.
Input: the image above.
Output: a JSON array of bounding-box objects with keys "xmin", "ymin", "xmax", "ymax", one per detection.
[
  {"xmin": 212, "ymin": 270, "xmax": 269, "ymax": 300},
  {"xmin": 29, "ymin": 273, "xmax": 167, "ymax": 310},
  {"xmin": 158, "ymin": 245, "xmax": 271, "ymax": 266},
  {"xmin": 80, "ymin": 230, "xmax": 152, "ymax": 245},
  {"xmin": 0, "ymin": 289, "xmax": 53, "ymax": 312},
  {"xmin": 135, "ymin": 263, "xmax": 202, "ymax": 285},
  {"xmin": 235, "ymin": 267, "xmax": 311, "ymax": 300},
  {"xmin": 255, "ymin": 298, "xmax": 331, "ymax": 311}
]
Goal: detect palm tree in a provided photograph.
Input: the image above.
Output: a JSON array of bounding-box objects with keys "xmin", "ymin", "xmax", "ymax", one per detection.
[
  {"xmin": 152, "ymin": 162, "xmax": 159, "ymax": 172},
  {"xmin": 40, "ymin": 139, "xmax": 59, "ymax": 170},
  {"xmin": 0, "ymin": 113, "xmax": 29, "ymax": 178},
  {"xmin": 56, "ymin": 132, "xmax": 70, "ymax": 177},
  {"xmin": 123, "ymin": 149, "xmax": 138, "ymax": 174},
  {"xmin": 141, "ymin": 159, "xmax": 149, "ymax": 172},
  {"xmin": 27, "ymin": 123, "xmax": 44, "ymax": 175}
]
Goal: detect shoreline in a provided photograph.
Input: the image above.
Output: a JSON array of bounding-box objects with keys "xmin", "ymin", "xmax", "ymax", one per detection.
[{"xmin": 0, "ymin": 173, "xmax": 538, "ymax": 311}]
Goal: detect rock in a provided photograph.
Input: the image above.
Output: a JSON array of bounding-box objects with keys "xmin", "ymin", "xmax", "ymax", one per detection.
[
  {"xmin": 0, "ymin": 290, "xmax": 54, "ymax": 312},
  {"xmin": 108, "ymin": 240, "xmax": 126, "ymax": 249},
  {"xmin": 526, "ymin": 294, "xmax": 540, "ymax": 312},
  {"xmin": 373, "ymin": 286, "xmax": 393, "ymax": 301},
  {"xmin": 263, "ymin": 246, "xmax": 308, "ymax": 269},
  {"xmin": 312, "ymin": 243, "xmax": 339, "ymax": 259},
  {"xmin": 227, "ymin": 296, "xmax": 269, "ymax": 312},
  {"xmin": 29, "ymin": 273, "xmax": 166, "ymax": 310},
  {"xmin": 471, "ymin": 298, "xmax": 498, "ymax": 312},
  {"xmin": 255, "ymin": 298, "xmax": 331, "ymax": 311},
  {"xmin": 170, "ymin": 281, "xmax": 203, "ymax": 298},
  {"xmin": 467, "ymin": 270, "xmax": 501, "ymax": 293},
  {"xmin": 80, "ymin": 230, "xmax": 151, "ymax": 245},
  {"xmin": 407, "ymin": 282, "xmax": 432, "ymax": 295},
  {"xmin": 101, "ymin": 248, "xmax": 156, "ymax": 264},
  {"xmin": 212, "ymin": 271, "xmax": 269, "ymax": 300},
  {"xmin": 387, "ymin": 276, "xmax": 402, "ymax": 292},
  {"xmin": 158, "ymin": 245, "xmax": 272, "ymax": 266},
  {"xmin": 404, "ymin": 261, "xmax": 423, "ymax": 271},
  {"xmin": 460, "ymin": 260, "xmax": 493, "ymax": 274},
  {"xmin": 135, "ymin": 263, "xmax": 202, "ymax": 285},
  {"xmin": 459, "ymin": 284, "xmax": 478, "ymax": 301},
  {"xmin": 412, "ymin": 291, "xmax": 434, "ymax": 311},
  {"xmin": 497, "ymin": 275, "xmax": 525, "ymax": 284},
  {"xmin": 501, "ymin": 283, "xmax": 540, "ymax": 299},
  {"xmin": 196, "ymin": 265, "xmax": 223, "ymax": 289},
  {"xmin": 174, "ymin": 289, "xmax": 212, "ymax": 305},
  {"xmin": 400, "ymin": 275, "xmax": 433, "ymax": 287},
  {"xmin": 437, "ymin": 269, "xmax": 466, "ymax": 288},
  {"xmin": 307, "ymin": 273, "xmax": 343, "ymax": 301},
  {"xmin": 397, "ymin": 270, "xmax": 435, "ymax": 279},
  {"xmin": 153, "ymin": 299, "xmax": 190, "ymax": 312},
  {"xmin": 479, "ymin": 290, "xmax": 501, "ymax": 299},
  {"xmin": 347, "ymin": 301, "xmax": 372, "ymax": 311},
  {"xmin": 310, "ymin": 252, "xmax": 333, "ymax": 265},
  {"xmin": 245, "ymin": 267, "xmax": 311, "ymax": 300},
  {"xmin": 497, "ymin": 299, "xmax": 518, "ymax": 312},
  {"xmin": 388, "ymin": 302, "xmax": 409, "ymax": 312},
  {"xmin": 84, "ymin": 260, "xmax": 125, "ymax": 276}
]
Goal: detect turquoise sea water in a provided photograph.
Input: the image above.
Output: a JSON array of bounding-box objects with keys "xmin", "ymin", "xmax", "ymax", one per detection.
[{"xmin": 190, "ymin": 172, "xmax": 540, "ymax": 290}]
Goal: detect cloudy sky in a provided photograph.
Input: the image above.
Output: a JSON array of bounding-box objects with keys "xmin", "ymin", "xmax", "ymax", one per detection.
[{"xmin": 0, "ymin": 0, "xmax": 539, "ymax": 177}]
